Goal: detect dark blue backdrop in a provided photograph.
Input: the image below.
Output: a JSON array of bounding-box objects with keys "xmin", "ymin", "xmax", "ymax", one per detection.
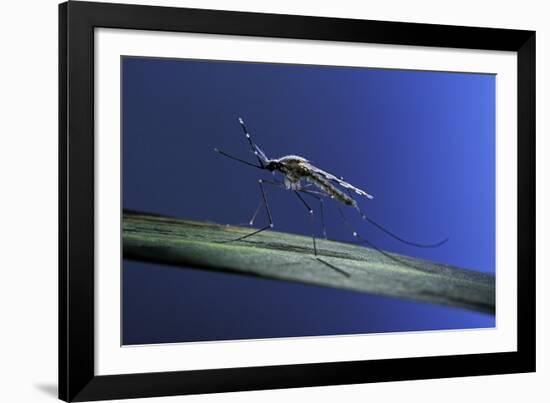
[{"xmin": 122, "ymin": 57, "xmax": 496, "ymax": 345}]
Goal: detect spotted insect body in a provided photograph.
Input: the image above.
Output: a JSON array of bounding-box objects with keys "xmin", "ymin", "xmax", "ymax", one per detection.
[
  {"xmin": 264, "ymin": 154, "xmax": 371, "ymax": 208},
  {"xmin": 305, "ymin": 172, "xmax": 356, "ymax": 206},
  {"xmin": 214, "ymin": 117, "xmax": 447, "ymax": 278}
]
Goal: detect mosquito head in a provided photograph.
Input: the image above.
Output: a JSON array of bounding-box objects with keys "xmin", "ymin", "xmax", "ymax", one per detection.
[{"xmin": 265, "ymin": 160, "xmax": 282, "ymax": 172}]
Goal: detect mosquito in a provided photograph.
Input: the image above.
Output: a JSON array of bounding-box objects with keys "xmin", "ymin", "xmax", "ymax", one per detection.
[{"xmin": 214, "ymin": 117, "xmax": 448, "ymax": 277}]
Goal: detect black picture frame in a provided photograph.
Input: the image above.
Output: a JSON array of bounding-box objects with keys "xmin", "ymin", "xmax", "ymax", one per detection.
[{"xmin": 59, "ymin": 1, "xmax": 536, "ymax": 401}]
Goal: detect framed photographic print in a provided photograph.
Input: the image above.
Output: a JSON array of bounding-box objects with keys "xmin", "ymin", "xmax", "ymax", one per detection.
[{"xmin": 59, "ymin": 1, "xmax": 535, "ymax": 401}]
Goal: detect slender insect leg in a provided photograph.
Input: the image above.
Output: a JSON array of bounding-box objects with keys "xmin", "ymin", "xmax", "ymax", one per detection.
[
  {"xmin": 224, "ymin": 180, "xmax": 274, "ymax": 243},
  {"xmin": 299, "ymin": 189, "xmax": 327, "ymax": 239},
  {"xmin": 247, "ymin": 177, "xmax": 290, "ymax": 228},
  {"xmin": 338, "ymin": 186, "xmax": 448, "ymax": 248},
  {"xmin": 337, "ymin": 205, "xmax": 363, "ymax": 243},
  {"xmin": 336, "ymin": 205, "xmax": 423, "ymax": 270},
  {"xmin": 258, "ymin": 180, "xmax": 329, "ymax": 255},
  {"xmin": 248, "ymin": 180, "xmax": 327, "ymax": 257},
  {"xmin": 262, "ymin": 183, "xmax": 328, "ymax": 241},
  {"xmin": 294, "ymin": 191, "xmax": 350, "ymax": 277},
  {"xmin": 259, "ymin": 180, "xmax": 274, "ymax": 225},
  {"xmin": 319, "ymin": 198, "xmax": 327, "ymax": 239},
  {"xmin": 259, "ymin": 179, "xmax": 284, "ymax": 187},
  {"xmin": 356, "ymin": 205, "xmax": 448, "ymax": 248},
  {"xmin": 244, "ymin": 179, "xmax": 285, "ymax": 226},
  {"xmin": 293, "ymin": 191, "xmax": 317, "ymax": 256},
  {"xmin": 248, "ymin": 199, "xmax": 263, "ymax": 226}
]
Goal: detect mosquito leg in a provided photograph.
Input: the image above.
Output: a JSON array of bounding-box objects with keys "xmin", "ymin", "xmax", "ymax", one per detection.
[
  {"xmin": 294, "ymin": 191, "xmax": 350, "ymax": 277},
  {"xmin": 239, "ymin": 179, "xmax": 328, "ymax": 254},
  {"xmin": 248, "ymin": 199, "xmax": 263, "ymax": 226},
  {"xmin": 259, "ymin": 179, "xmax": 285, "ymax": 187},
  {"xmin": 293, "ymin": 191, "xmax": 317, "ymax": 256},
  {"xmin": 299, "ymin": 190, "xmax": 327, "ymax": 239},
  {"xmin": 256, "ymin": 179, "xmax": 327, "ymax": 247},
  {"xmin": 336, "ymin": 205, "xmax": 426, "ymax": 271},
  {"xmin": 261, "ymin": 183, "xmax": 328, "ymax": 243},
  {"xmin": 319, "ymin": 198, "xmax": 327, "ymax": 239},
  {"xmin": 244, "ymin": 179, "xmax": 283, "ymax": 226},
  {"xmin": 251, "ymin": 179, "xmax": 284, "ymax": 227},
  {"xmin": 241, "ymin": 178, "xmax": 285, "ymax": 231},
  {"xmin": 259, "ymin": 180, "xmax": 274, "ymax": 225},
  {"xmin": 223, "ymin": 179, "xmax": 274, "ymax": 243},
  {"xmin": 355, "ymin": 205, "xmax": 448, "ymax": 248},
  {"xmin": 338, "ymin": 186, "xmax": 448, "ymax": 248}
]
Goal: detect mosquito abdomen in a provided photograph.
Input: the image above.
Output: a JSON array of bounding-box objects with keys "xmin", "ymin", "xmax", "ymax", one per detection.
[{"xmin": 307, "ymin": 173, "xmax": 356, "ymax": 206}]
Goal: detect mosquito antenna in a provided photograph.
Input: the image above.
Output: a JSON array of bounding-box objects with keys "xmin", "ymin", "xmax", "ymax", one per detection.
[
  {"xmin": 356, "ymin": 206, "xmax": 448, "ymax": 248},
  {"xmin": 238, "ymin": 117, "xmax": 268, "ymax": 167},
  {"xmin": 214, "ymin": 148, "xmax": 264, "ymax": 170}
]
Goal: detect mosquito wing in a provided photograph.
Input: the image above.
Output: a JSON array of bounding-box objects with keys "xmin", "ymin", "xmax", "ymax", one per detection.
[{"xmin": 305, "ymin": 163, "xmax": 374, "ymax": 199}]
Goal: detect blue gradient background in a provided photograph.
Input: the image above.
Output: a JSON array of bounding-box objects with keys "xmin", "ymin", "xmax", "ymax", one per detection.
[{"xmin": 122, "ymin": 57, "xmax": 496, "ymax": 345}]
